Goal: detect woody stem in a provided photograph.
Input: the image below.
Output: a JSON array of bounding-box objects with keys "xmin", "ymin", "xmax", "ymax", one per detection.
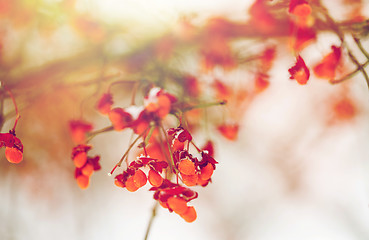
[
  {"xmin": 343, "ymin": 42, "xmax": 369, "ymax": 89},
  {"xmin": 107, "ymin": 79, "xmax": 138, "ymax": 93},
  {"xmin": 182, "ymin": 100, "xmax": 226, "ymax": 112},
  {"xmin": 353, "ymin": 36, "xmax": 369, "ymax": 61},
  {"xmin": 331, "ymin": 60, "xmax": 369, "ymax": 84},
  {"xmin": 144, "ymin": 202, "xmax": 158, "ymax": 240}
]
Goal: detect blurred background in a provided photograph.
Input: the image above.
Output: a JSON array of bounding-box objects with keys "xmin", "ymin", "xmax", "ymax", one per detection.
[{"xmin": 1, "ymin": 0, "xmax": 369, "ymax": 239}]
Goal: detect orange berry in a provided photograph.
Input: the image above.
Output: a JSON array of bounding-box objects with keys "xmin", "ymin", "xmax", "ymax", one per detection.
[
  {"xmin": 76, "ymin": 175, "xmax": 89, "ymax": 189},
  {"xmin": 5, "ymin": 147, "xmax": 23, "ymax": 164},
  {"xmin": 289, "ymin": 56, "xmax": 310, "ymax": 85},
  {"xmin": 180, "ymin": 206, "xmax": 197, "ymax": 223},
  {"xmin": 167, "ymin": 197, "xmax": 188, "ymax": 215},
  {"xmin": 69, "ymin": 120, "xmax": 92, "ymax": 144},
  {"xmin": 171, "ymin": 138, "xmax": 185, "ymax": 151},
  {"xmin": 108, "ymin": 108, "xmax": 132, "ymax": 131},
  {"xmin": 114, "ymin": 179, "xmax": 124, "ymax": 188},
  {"xmin": 134, "ymin": 121, "xmax": 149, "ymax": 135},
  {"xmin": 292, "ymin": 3, "xmax": 312, "ymax": 17},
  {"xmin": 125, "ymin": 176, "xmax": 139, "ymax": 192},
  {"xmin": 217, "ymin": 124, "xmax": 239, "ymax": 141},
  {"xmin": 148, "ymin": 169, "xmax": 163, "ymax": 187},
  {"xmin": 81, "ymin": 163, "xmax": 94, "ymax": 177},
  {"xmin": 196, "ymin": 177, "xmax": 209, "ymax": 186},
  {"xmin": 213, "ymin": 79, "xmax": 231, "ymax": 100},
  {"xmin": 181, "ymin": 173, "xmax": 198, "ymax": 187},
  {"xmin": 133, "ymin": 169, "xmax": 147, "ymax": 188},
  {"xmin": 254, "ymin": 74, "xmax": 269, "ymax": 93},
  {"xmin": 334, "ymin": 97, "xmax": 356, "ymax": 121},
  {"xmin": 313, "ymin": 46, "xmax": 341, "ymax": 80},
  {"xmin": 145, "ymin": 102, "xmax": 158, "ymax": 112},
  {"xmin": 178, "ymin": 159, "xmax": 196, "ymax": 175},
  {"xmin": 96, "ymin": 93, "xmax": 113, "ymax": 115},
  {"xmin": 71, "ymin": 129, "xmax": 86, "ymax": 145},
  {"xmin": 73, "ymin": 152, "xmax": 87, "ymax": 168},
  {"xmin": 98, "ymin": 103, "xmax": 111, "ymax": 115},
  {"xmin": 294, "ymin": 69, "xmax": 309, "ymax": 85},
  {"xmin": 157, "ymin": 95, "xmax": 171, "ymax": 118},
  {"xmin": 200, "ymin": 163, "xmax": 214, "ymax": 181}
]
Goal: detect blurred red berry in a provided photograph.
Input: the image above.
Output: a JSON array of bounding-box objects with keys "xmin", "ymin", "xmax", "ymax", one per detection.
[
  {"xmin": 0, "ymin": 132, "xmax": 24, "ymax": 164},
  {"xmin": 289, "ymin": 55, "xmax": 310, "ymax": 85},
  {"xmin": 69, "ymin": 120, "xmax": 93, "ymax": 144},
  {"xmin": 96, "ymin": 93, "xmax": 113, "ymax": 115},
  {"xmin": 217, "ymin": 123, "xmax": 239, "ymax": 141},
  {"xmin": 313, "ymin": 45, "xmax": 342, "ymax": 80}
]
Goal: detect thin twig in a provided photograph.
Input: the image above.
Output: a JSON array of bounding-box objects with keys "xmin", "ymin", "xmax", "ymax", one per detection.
[
  {"xmin": 159, "ymin": 124, "xmax": 177, "ymax": 174},
  {"xmin": 109, "ymin": 129, "xmax": 147, "ymax": 175},
  {"xmin": 344, "ymin": 43, "xmax": 369, "ymax": 88},
  {"xmin": 331, "ymin": 60, "xmax": 369, "ymax": 84},
  {"xmin": 353, "ymin": 36, "xmax": 369, "ymax": 61}
]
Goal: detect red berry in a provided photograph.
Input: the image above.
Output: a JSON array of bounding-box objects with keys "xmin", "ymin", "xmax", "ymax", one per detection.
[{"xmin": 5, "ymin": 147, "xmax": 23, "ymax": 164}]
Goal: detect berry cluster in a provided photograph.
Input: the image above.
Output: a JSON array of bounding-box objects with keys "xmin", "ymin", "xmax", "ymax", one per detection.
[
  {"xmin": 151, "ymin": 179, "xmax": 198, "ymax": 222},
  {"xmin": 69, "ymin": 120, "xmax": 102, "ymax": 188},
  {"xmin": 168, "ymin": 127, "xmax": 218, "ymax": 187},
  {"xmin": 72, "ymin": 144, "xmax": 101, "ymax": 189},
  {"xmin": 114, "ymin": 155, "xmax": 168, "ymax": 191},
  {"xmin": 67, "ymin": 84, "xmax": 222, "ymax": 222}
]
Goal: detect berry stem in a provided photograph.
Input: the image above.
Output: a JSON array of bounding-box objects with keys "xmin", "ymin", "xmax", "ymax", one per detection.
[
  {"xmin": 143, "ymin": 124, "xmax": 156, "ymax": 156},
  {"xmin": 131, "ymin": 81, "xmax": 139, "ymax": 105},
  {"xmin": 159, "ymin": 124, "xmax": 178, "ymax": 174},
  {"xmin": 0, "ymin": 92, "xmax": 4, "ymax": 131},
  {"xmin": 86, "ymin": 125, "xmax": 114, "ymax": 142},
  {"xmin": 144, "ymin": 123, "xmax": 156, "ymax": 147},
  {"xmin": 190, "ymin": 140, "xmax": 201, "ymax": 152},
  {"xmin": 109, "ymin": 129, "xmax": 147, "ymax": 175},
  {"xmin": 3, "ymin": 85, "xmax": 20, "ymax": 133}
]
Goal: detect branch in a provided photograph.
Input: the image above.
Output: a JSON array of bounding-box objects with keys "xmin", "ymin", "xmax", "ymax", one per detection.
[{"xmin": 144, "ymin": 202, "xmax": 158, "ymax": 240}]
